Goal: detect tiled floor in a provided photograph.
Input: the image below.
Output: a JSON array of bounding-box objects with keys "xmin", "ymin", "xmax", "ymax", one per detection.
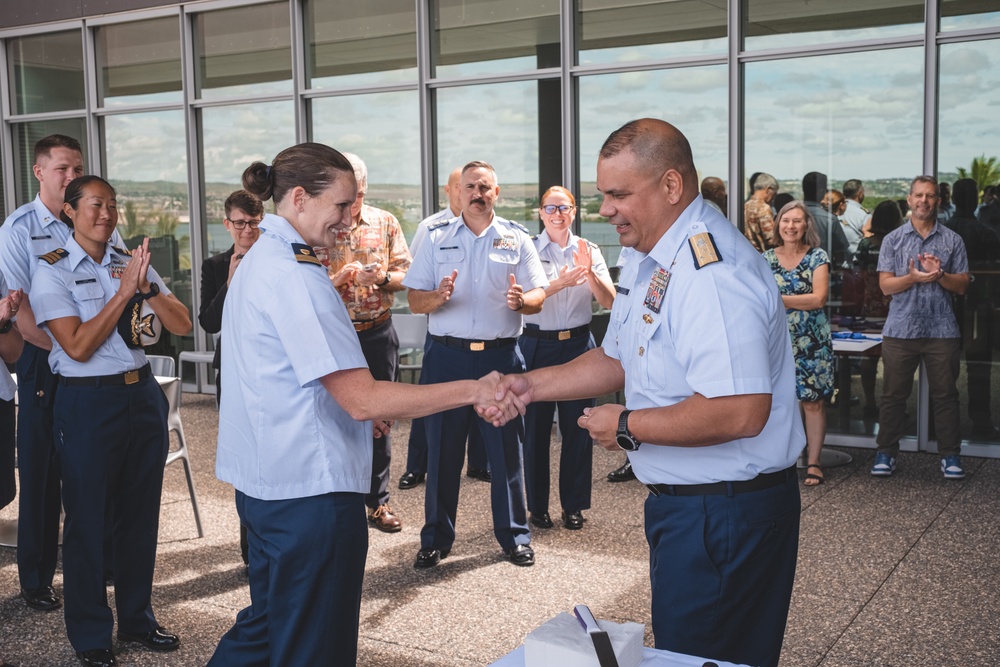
[{"xmin": 1, "ymin": 392, "xmax": 998, "ymax": 666}]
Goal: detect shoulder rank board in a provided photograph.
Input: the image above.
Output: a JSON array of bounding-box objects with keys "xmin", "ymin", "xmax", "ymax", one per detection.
[
  {"xmin": 39, "ymin": 248, "xmax": 69, "ymax": 265},
  {"xmin": 291, "ymin": 243, "xmax": 323, "ymax": 267},
  {"xmin": 112, "ymin": 245, "xmax": 132, "ymax": 256},
  {"xmin": 688, "ymin": 232, "xmax": 721, "ymax": 269}
]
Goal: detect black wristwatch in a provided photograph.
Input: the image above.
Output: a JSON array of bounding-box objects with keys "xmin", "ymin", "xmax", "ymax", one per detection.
[
  {"xmin": 616, "ymin": 410, "xmax": 641, "ymax": 451},
  {"xmin": 140, "ymin": 283, "xmax": 160, "ymax": 299},
  {"xmin": 377, "ymin": 272, "xmax": 391, "ymax": 287},
  {"xmin": 0, "ymin": 320, "xmax": 12, "ymax": 334}
]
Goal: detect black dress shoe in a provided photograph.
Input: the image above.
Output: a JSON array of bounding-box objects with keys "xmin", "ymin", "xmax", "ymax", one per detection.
[
  {"xmin": 607, "ymin": 461, "xmax": 636, "ymax": 483},
  {"xmin": 398, "ymin": 471, "xmax": 425, "ymax": 489},
  {"xmin": 414, "ymin": 547, "xmax": 450, "ymax": 569},
  {"xmin": 21, "ymin": 585, "xmax": 61, "ymax": 611},
  {"xmin": 529, "ymin": 512, "xmax": 553, "ymax": 529},
  {"xmin": 505, "ymin": 544, "xmax": 535, "ymax": 567},
  {"xmin": 466, "ymin": 468, "xmax": 492, "ymax": 482},
  {"xmin": 76, "ymin": 649, "xmax": 116, "ymax": 667},
  {"xmin": 117, "ymin": 626, "xmax": 180, "ymax": 652},
  {"xmin": 562, "ymin": 511, "xmax": 584, "ymax": 530}
]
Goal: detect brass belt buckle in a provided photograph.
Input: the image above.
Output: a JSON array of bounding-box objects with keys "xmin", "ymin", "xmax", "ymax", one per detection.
[
  {"xmin": 470, "ymin": 341, "xmax": 485, "ymax": 351},
  {"xmin": 125, "ymin": 370, "xmax": 140, "ymax": 385},
  {"xmin": 558, "ymin": 330, "xmax": 571, "ymax": 341}
]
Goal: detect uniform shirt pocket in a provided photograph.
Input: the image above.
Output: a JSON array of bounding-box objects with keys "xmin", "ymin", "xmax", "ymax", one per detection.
[
  {"xmin": 635, "ymin": 314, "xmax": 668, "ymax": 391},
  {"xmin": 434, "ymin": 245, "xmax": 466, "ymax": 277},
  {"xmin": 487, "ymin": 248, "xmax": 520, "ymax": 289},
  {"xmin": 70, "ymin": 280, "xmax": 107, "ymax": 321}
]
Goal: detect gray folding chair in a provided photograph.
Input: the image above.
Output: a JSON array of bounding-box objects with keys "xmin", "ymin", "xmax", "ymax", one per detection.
[
  {"xmin": 147, "ymin": 354, "xmax": 204, "ymax": 537},
  {"xmin": 393, "ymin": 313, "xmax": 428, "ymax": 383}
]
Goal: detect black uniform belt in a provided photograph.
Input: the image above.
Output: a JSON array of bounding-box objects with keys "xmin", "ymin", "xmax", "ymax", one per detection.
[
  {"xmin": 521, "ymin": 324, "xmax": 589, "ymax": 341},
  {"xmin": 430, "ymin": 335, "xmax": 516, "ymax": 351},
  {"xmin": 352, "ymin": 310, "xmax": 391, "ymax": 332},
  {"xmin": 646, "ymin": 466, "xmax": 794, "ymax": 497},
  {"xmin": 60, "ymin": 363, "xmax": 152, "ymax": 387}
]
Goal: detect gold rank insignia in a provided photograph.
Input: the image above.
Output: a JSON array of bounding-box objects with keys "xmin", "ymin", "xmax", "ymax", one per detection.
[
  {"xmin": 39, "ymin": 248, "xmax": 69, "ymax": 265},
  {"xmin": 643, "ymin": 313, "xmax": 653, "ymax": 324},
  {"xmin": 291, "ymin": 243, "xmax": 323, "ymax": 267},
  {"xmin": 688, "ymin": 232, "xmax": 721, "ymax": 269}
]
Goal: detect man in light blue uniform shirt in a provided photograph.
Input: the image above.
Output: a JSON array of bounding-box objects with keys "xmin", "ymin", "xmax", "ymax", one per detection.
[
  {"xmin": 0, "ymin": 134, "xmax": 124, "ymax": 614},
  {"xmin": 495, "ymin": 119, "xmax": 803, "ymax": 667},
  {"xmin": 400, "ymin": 165, "xmax": 490, "ymax": 490},
  {"xmin": 404, "ymin": 160, "xmax": 548, "ymax": 568}
]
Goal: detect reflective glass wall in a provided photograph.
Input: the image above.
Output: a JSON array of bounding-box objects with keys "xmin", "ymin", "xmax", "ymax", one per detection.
[{"xmin": 0, "ymin": 0, "xmax": 996, "ymax": 454}]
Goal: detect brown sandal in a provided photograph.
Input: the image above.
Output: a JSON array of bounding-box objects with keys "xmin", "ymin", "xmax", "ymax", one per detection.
[{"xmin": 804, "ymin": 464, "xmax": 825, "ymax": 486}]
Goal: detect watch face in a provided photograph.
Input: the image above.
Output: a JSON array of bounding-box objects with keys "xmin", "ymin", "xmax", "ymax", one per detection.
[{"xmin": 616, "ymin": 434, "xmax": 639, "ymax": 451}]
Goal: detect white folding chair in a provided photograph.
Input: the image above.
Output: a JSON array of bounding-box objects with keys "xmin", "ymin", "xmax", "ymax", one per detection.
[
  {"xmin": 393, "ymin": 313, "xmax": 428, "ymax": 383},
  {"xmin": 147, "ymin": 354, "xmax": 204, "ymax": 538}
]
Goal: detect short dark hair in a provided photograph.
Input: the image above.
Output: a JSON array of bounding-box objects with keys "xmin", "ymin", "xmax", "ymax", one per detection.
[
  {"xmin": 802, "ymin": 172, "xmax": 827, "ymax": 202},
  {"xmin": 599, "ymin": 118, "xmax": 697, "ymax": 185},
  {"xmin": 34, "ymin": 134, "xmax": 83, "ymax": 165},
  {"xmin": 952, "ymin": 178, "xmax": 978, "ymax": 214},
  {"xmin": 870, "ymin": 200, "xmax": 904, "ymax": 238},
  {"xmin": 224, "ymin": 189, "xmax": 264, "ymax": 219},
  {"xmin": 462, "ymin": 160, "xmax": 498, "ymax": 186},
  {"xmin": 842, "ymin": 179, "xmax": 863, "ymax": 199},
  {"xmin": 242, "ymin": 142, "xmax": 354, "ymax": 205},
  {"xmin": 60, "ymin": 175, "xmax": 115, "ymax": 228}
]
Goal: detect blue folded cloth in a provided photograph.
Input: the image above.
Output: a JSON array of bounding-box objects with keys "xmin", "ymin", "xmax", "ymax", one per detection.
[{"xmin": 832, "ymin": 332, "xmax": 882, "ymax": 341}]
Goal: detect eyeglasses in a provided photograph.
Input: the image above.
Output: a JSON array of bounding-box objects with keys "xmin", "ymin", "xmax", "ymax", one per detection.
[
  {"xmin": 228, "ymin": 218, "xmax": 261, "ymax": 230},
  {"xmin": 541, "ymin": 204, "xmax": 575, "ymax": 214}
]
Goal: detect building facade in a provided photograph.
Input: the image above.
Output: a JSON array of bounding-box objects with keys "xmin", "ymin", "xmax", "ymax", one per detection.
[{"xmin": 1, "ymin": 0, "xmax": 998, "ymax": 454}]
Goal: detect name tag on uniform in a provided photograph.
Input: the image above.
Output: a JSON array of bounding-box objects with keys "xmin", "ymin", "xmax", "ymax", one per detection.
[
  {"xmin": 439, "ymin": 245, "xmax": 458, "ymax": 251},
  {"xmin": 30, "ymin": 235, "xmax": 52, "ymax": 240},
  {"xmin": 644, "ymin": 267, "xmax": 670, "ymax": 313},
  {"xmin": 492, "ymin": 236, "xmax": 518, "ymax": 251},
  {"xmin": 74, "ymin": 278, "xmax": 97, "ymax": 285},
  {"xmin": 616, "ymin": 285, "xmax": 630, "ymax": 296}
]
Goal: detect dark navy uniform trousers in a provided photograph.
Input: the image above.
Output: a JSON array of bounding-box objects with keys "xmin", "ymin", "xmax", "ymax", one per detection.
[
  {"xmin": 519, "ymin": 329, "xmax": 595, "ymax": 517},
  {"xmin": 53, "ymin": 373, "xmax": 168, "ymax": 652},
  {"xmin": 356, "ymin": 316, "xmax": 398, "ymax": 509},
  {"xmin": 209, "ymin": 491, "xmax": 368, "ymax": 666},
  {"xmin": 419, "ymin": 339, "xmax": 529, "ymax": 553},
  {"xmin": 405, "ymin": 335, "xmax": 488, "ymax": 475},
  {"xmin": 645, "ymin": 471, "xmax": 800, "ymax": 667},
  {"xmin": 15, "ymin": 342, "xmax": 61, "ymax": 593}
]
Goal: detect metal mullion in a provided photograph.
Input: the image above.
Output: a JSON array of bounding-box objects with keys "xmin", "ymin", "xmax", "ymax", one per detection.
[
  {"xmin": 184, "ymin": 0, "xmax": 277, "ymax": 15},
  {"xmin": 561, "ymin": 0, "xmax": 576, "ymax": 211},
  {"xmin": 93, "ymin": 102, "xmax": 185, "ymax": 117},
  {"xmin": 189, "ymin": 93, "xmax": 294, "ymax": 109},
  {"xmin": 417, "ymin": 0, "xmax": 436, "ymax": 217},
  {"xmin": 427, "ymin": 68, "xmax": 561, "ymax": 90},
  {"xmin": 82, "ymin": 21, "xmax": 100, "ymax": 176},
  {"xmin": 0, "ymin": 36, "xmax": 13, "ymax": 217},
  {"xmin": 571, "ymin": 54, "xmax": 726, "ymax": 77},
  {"xmin": 301, "ymin": 81, "xmax": 419, "ymax": 100},
  {"xmin": 0, "ymin": 19, "xmax": 82, "ymax": 40},
  {"xmin": 936, "ymin": 27, "xmax": 1000, "ymax": 44},
  {"xmin": 84, "ymin": 6, "xmax": 180, "ymax": 27},
  {"xmin": 290, "ymin": 0, "xmax": 306, "ymax": 142},
  {"xmin": 727, "ymin": 0, "xmax": 741, "ymax": 225},
  {"xmin": 737, "ymin": 36, "xmax": 923, "ymax": 63}
]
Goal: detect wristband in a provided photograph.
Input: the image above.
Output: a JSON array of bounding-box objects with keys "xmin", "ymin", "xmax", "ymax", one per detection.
[{"xmin": 377, "ymin": 272, "xmax": 391, "ymax": 287}]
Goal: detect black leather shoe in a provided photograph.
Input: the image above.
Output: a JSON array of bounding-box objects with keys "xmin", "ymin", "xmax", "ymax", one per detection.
[
  {"xmin": 607, "ymin": 461, "xmax": 636, "ymax": 483},
  {"xmin": 414, "ymin": 547, "xmax": 450, "ymax": 569},
  {"xmin": 529, "ymin": 512, "xmax": 553, "ymax": 529},
  {"xmin": 562, "ymin": 511, "xmax": 584, "ymax": 530},
  {"xmin": 116, "ymin": 627, "xmax": 179, "ymax": 652},
  {"xmin": 398, "ymin": 471, "xmax": 425, "ymax": 489},
  {"xmin": 505, "ymin": 544, "xmax": 535, "ymax": 567},
  {"xmin": 21, "ymin": 585, "xmax": 61, "ymax": 611},
  {"xmin": 76, "ymin": 649, "xmax": 116, "ymax": 667},
  {"xmin": 466, "ymin": 468, "xmax": 492, "ymax": 482}
]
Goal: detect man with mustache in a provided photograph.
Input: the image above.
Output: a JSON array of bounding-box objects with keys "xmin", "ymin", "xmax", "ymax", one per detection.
[{"xmin": 403, "ymin": 161, "xmax": 547, "ymax": 568}]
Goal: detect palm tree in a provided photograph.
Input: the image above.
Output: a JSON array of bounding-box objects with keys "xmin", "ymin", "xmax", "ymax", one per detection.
[{"xmin": 956, "ymin": 155, "xmax": 1000, "ymax": 196}]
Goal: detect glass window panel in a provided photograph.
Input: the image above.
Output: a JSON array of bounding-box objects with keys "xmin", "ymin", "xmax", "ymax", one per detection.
[
  {"xmin": 310, "ymin": 92, "xmax": 421, "ymax": 237},
  {"xmin": 193, "ymin": 2, "xmax": 292, "ymax": 100},
  {"xmin": 11, "ymin": 119, "xmax": 88, "ymax": 207},
  {"xmin": 744, "ymin": 0, "xmax": 923, "ymax": 51},
  {"xmin": 200, "ymin": 101, "xmax": 295, "ymax": 256},
  {"xmin": 7, "ymin": 30, "xmax": 85, "ymax": 114},
  {"xmin": 305, "ymin": 0, "xmax": 416, "ymax": 89},
  {"xmin": 577, "ymin": 66, "xmax": 729, "ymax": 268},
  {"xmin": 103, "ymin": 111, "xmax": 190, "ymax": 358},
  {"xmin": 577, "ymin": 0, "xmax": 727, "ymax": 66},
  {"xmin": 96, "ymin": 17, "xmax": 182, "ymax": 107},
  {"xmin": 431, "ymin": 0, "xmax": 560, "ymax": 77},
  {"xmin": 941, "ymin": 0, "xmax": 1000, "ymax": 32},
  {"xmin": 938, "ymin": 38, "xmax": 1000, "ymax": 445},
  {"xmin": 745, "ymin": 48, "xmax": 923, "ymax": 437},
  {"xmin": 436, "ymin": 81, "xmax": 552, "ymax": 228}
]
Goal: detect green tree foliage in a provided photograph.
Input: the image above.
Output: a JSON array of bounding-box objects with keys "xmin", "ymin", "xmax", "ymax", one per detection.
[{"xmin": 956, "ymin": 155, "xmax": 1000, "ymax": 193}]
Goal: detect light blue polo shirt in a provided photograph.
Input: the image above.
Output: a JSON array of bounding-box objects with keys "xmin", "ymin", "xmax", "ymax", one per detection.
[
  {"xmin": 603, "ymin": 196, "xmax": 803, "ymax": 485},
  {"xmin": 403, "ymin": 213, "xmax": 549, "ymax": 340},
  {"xmin": 524, "ymin": 229, "xmax": 610, "ymax": 331},
  {"xmin": 31, "ymin": 235, "xmax": 169, "ymax": 377},
  {"xmin": 216, "ymin": 214, "xmax": 372, "ymax": 501}
]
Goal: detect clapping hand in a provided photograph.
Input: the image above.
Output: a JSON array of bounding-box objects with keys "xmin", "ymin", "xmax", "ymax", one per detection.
[
  {"xmin": 0, "ymin": 289, "xmax": 23, "ymax": 323},
  {"xmin": 119, "ymin": 238, "xmax": 151, "ymax": 298},
  {"xmin": 909, "ymin": 253, "xmax": 943, "ymax": 283},
  {"xmin": 355, "ymin": 254, "xmax": 385, "ymax": 287},
  {"xmin": 571, "ymin": 239, "xmax": 593, "ymax": 274},
  {"xmin": 506, "ymin": 274, "xmax": 525, "ymax": 311},
  {"xmin": 332, "ymin": 261, "xmax": 363, "ymax": 288}
]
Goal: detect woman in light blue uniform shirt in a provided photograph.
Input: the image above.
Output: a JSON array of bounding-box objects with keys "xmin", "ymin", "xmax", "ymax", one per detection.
[
  {"xmin": 521, "ymin": 186, "xmax": 615, "ymax": 531},
  {"xmin": 209, "ymin": 143, "xmax": 521, "ymax": 667},
  {"xmin": 30, "ymin": 175, "xmax": 193, "ymax": 667}
]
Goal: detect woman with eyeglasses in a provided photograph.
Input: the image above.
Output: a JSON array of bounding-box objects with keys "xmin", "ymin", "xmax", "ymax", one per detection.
[{"xmin": 520, "ymin": 186, "xmax": 615, "ymax": 531}]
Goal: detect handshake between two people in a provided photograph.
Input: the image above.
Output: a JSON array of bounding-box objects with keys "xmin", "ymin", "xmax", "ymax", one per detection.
[{"xmin": 471, "ymin": 372, "xmax": 626, "ymax": 451}]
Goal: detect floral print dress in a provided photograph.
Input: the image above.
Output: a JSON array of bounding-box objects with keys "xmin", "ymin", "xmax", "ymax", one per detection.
[{"xmin": 764, "ymin": 247, "xmax": 834, "ymax": 402}]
